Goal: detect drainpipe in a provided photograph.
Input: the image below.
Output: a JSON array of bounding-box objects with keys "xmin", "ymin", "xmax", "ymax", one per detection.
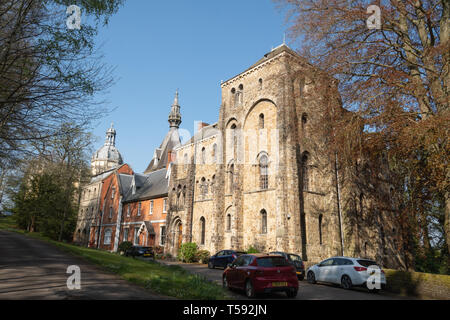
[{"xmin": 335, "ymin": 152, "xmax": 344, "ymax": 256}]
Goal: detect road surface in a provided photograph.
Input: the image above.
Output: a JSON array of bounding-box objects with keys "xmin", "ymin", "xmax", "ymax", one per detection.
[{"xmin": 0, "ymin": 230, "xmax": 168, "ymax": 300}]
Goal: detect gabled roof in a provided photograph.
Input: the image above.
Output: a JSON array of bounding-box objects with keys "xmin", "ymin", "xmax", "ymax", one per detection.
[
  {"xmin": 123, "ymin": 168, "xmax": 168, "ymax": 203},
  {"xmin": 144, "ymin": 127, "xmax": 181, "ymax": 174}
]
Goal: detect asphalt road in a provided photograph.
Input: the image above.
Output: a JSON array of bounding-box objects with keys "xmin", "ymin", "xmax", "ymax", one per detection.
[
  {"xmin": 158, "ymin": 260, "xmax": 411, "ymax": 300},
  {"xmin": 0, "ymin": 230, "xmax": 167, "ymax": 300}
]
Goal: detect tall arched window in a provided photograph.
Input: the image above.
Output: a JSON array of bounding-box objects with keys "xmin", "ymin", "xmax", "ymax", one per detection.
[
  {"xmin": 261, "ymin": 210, "xmax": 267, "ymax": 234},
  {"xmin": 230, "ymin": 124, "xmax": 237, "ymax": 158},
  {"xmin": 226, "ymin": 214, "xmax": 231, "ymax": 231},
  {"xmin": 259, "ymin": 155, "xmax": 269, "ymax": 190},
  {"xmin": 301, "ymin": 152, "xmax": 309, "ymax": 191},
  {"xmin": 184, "ymin": 153, "xmax": 188, "ymax": 165},
  {"xmin": 200, "ymin": 217, "xmax": 206, "ymax": 245},
  {"xmin": 201, "ymin": 147, "xmax": 206, "ymax": 164},
  {"xmin": 319, "ymin": 214, "xmax": 323, "ymax": 245},
  {"xmin": 229, "ymin": 164, "xmax": 234, "ymax": 193},
  {"xmin": 259, "ymin": 113, "xmax": 264, "ymax": 129}
]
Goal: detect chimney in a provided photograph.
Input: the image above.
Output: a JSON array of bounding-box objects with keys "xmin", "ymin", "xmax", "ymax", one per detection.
[{"xmin": 197, "ymin": 122, "xmax": 209, "ymax": 132}]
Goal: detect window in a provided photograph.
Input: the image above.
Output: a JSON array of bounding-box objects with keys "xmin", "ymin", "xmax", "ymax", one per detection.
[
  {"xmin": 111, "ymin": 187, "xmax": 115, "ymax": 199},
  {"xmin": 163, "ymin": 198, "xmax": 167, "ymax": 213},
  {"xmin": 150, "ymin": 200, "xmax": 154, "ymax": 215},
  {"xmin": 229, "ymin": 164, "xmax": 234, "ymax": 193},
  {"xmin": 160, "ymin": 226, "xmax": 166, "ymax": 245},
  {"xmin": 134, "ymin": 227, "xmax": 140, "ymax": 245},
  {"xmin": 200, "ymin": 177, "xmax": 208, "ymax": 197},
  {"xmin": 104, "ymin": 228, "xmax": 112, "ymax": 245},
  {"xmin": 137, "ymin": 202, "xmax": 141, "ymax": 216},
  {"xmin": 259, "ymin": 155, "xmax": 269, "ymax": 190},
  {"xmin": 109, "ymin": 207, "xmax": 113, "ymax": 219},
  {"xmin": 123, "ymin": 228, "xmax": 129, "ymax": 242},
  {"xmin": 261, "ymin": 210, "xmax": 267, "ymax": 234},
  {"xmin": 200, "ymin": 217, "xmax": 206, "ymax": 245},
  {"xmin": 226, "ymin": 214, "xmax": 231, "ymax": 231},
  {"xmin": 184, "ymin": 153, "xmax": 188, "ymax": 165},
  {"xmin": 127, "ymin": 205, "xmax": 130, "ymax": 217},
  {"xmin": 258, "ymin": 78, "xmax": 263, "ymax": 90},
  {"xmin": 201, "ymin": 147, "xmax": 206, "ymax": 164},
  {"xmin": 319, "ymin": 214, "xmax": 323, "ymax": 245},
  {"xmin": 301, "ymin": 152, "xmax": 309, "ymax": 191},
  {"xmin": 259, "ymin": 113, "xmax": 264, "ymax": 129}
]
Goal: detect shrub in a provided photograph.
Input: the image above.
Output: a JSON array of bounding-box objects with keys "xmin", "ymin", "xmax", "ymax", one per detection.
[
  {"xmin": 179, "ymin": 242, "xmax": 198, "ymax": 263},
  {"xmin": 118, "ymin": 241, "xmax": 132, "ymax": 253},
  {"xmin": 246, "ymin": 246, "xmax": 260, "ymax": 253},
  {"xmin": 196, "ymin": 250, "xmax": 210, "ymax": 264}
]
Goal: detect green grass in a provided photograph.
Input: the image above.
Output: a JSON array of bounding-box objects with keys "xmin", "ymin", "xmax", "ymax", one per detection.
[
  {"xmin": 0, "ymin": 215, "xmax": 18, "ymax": 231},
  {"xmin": 0, "ymin": 218, "xmax": 230, "ymax": 300}
]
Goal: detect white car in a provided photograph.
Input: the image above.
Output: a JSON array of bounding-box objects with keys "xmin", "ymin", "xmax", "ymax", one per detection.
[{"xmin": 306, "ymin": 256, "xmax": 387, "ymax": 292}]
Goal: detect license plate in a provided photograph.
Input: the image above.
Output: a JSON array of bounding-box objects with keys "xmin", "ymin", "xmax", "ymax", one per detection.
[{"xmin": 272, "ymin": 282, "xmax": 287, "ymax": 287}]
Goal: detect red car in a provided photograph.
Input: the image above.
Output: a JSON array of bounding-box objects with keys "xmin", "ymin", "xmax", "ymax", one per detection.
[{"xmin": 222, "ymin": 253, "xmax": 299, "ymax": 298}]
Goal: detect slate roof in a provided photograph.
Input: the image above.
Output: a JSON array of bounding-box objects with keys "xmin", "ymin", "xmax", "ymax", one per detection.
[
  {"xmin": 181, "ymin": 122, "xmax": 219, "ymax": 147},
  {"xmin": 123, "ymin": 168, "xmax": 168, "ymax": 203},
  {"xmin": 144, "ymin": 127, "xmax": 181, "ymax": 174}
]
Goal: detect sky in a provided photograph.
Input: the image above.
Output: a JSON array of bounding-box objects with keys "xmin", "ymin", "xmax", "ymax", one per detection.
[{"xmin": 91, "ymin": 0, "xmax": 290, "ymax": 173}]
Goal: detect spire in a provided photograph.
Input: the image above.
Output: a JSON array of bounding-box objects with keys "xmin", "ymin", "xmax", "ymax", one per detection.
[
  {"xmin": 105, "ymin": 122, "xmax": 116, "ymax": 146},
  {"xmin": 168, "ymin": 89, "xmax": 182, "ymax": 128}
]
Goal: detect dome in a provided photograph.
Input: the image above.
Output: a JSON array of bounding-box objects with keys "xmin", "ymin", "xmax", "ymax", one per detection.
[{"xmin": 91, "ymin": 123, "xmax": 123, "ymax": 176}]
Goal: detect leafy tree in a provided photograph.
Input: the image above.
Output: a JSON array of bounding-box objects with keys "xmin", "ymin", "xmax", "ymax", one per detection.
[
  {"xmin": 276, "ymin": 0, "xmax": 449, "ymax": 273},
  {"xmin": 0, "ymin": 0, "xmax": 124, "ymax": 165}
]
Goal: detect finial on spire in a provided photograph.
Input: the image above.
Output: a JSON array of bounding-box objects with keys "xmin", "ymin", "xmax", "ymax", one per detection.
[
  {"xmin": 283, "ymin": 33, "xmax": 286, "ymax": 45},
  {"xmin": 168, "ymin": 89, "xmax": 182, "ymax": 128}
]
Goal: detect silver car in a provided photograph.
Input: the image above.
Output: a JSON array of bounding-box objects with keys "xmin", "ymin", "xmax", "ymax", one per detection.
[{"xmin": 306, "ymin": 256, "xmax": 386, "ymax": 292}]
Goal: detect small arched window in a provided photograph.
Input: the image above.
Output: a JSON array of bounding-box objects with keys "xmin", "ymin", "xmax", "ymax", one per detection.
[
  {"xmin": 226, "ymin": 214, "xmax": 231, "ymax": 231},
  {"xmin": 259, "ymin": 155, "xmax": 269, "ymax": 190},
  {"xmin": 258, "ymin": 78, "xmax": 263, "ymax": 90},
  {"xmin": 261, "ymin": 210, "xmax": 267, "ymax": 234},
  {"xmin": 301, "ymin": 113, "xmax": 308, "ymax": 128},
  {"xmin": 200, "ymin": 217, "xmax": 206, "ymax": 245},
  {"xmin": 259, "ymin": 113, "xmax": 264, "ymax": 129}
]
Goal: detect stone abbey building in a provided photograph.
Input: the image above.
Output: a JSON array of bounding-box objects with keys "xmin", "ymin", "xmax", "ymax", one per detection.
[
  {"xmin": 164, "ymin": 44, "xmax": 404, "ymax": 268},
  {"xmin": 75, "ymin": 44, "xmax": 405, "ymax": 268}
]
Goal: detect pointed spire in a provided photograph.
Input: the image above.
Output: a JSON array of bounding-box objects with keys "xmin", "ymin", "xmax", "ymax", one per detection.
[{"xmin": 168, "ymin": 89, "xmax": 182, "ymax": 128}]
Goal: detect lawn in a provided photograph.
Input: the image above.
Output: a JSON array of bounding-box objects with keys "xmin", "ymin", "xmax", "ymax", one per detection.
[{"xmin": 0, "ymin": 217, "xmax": 230, "ymax": 300}]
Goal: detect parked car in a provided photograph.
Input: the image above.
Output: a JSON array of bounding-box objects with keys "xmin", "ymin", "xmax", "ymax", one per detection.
[
  {"xmin": 125, "ymin": 246, "xmax": 155, "ymax": 259},
  {"xmin": 208, "ymin": 250, "xmax": 246, "ymax": 269},
  {"xmin": 306, "ymin": 256, "xmax": 386, "ymax": 292},
  {"xmin": 269, "ymin": 251, "xmax": 305, "ymax": 280},
  {"xmin": 223, "ymin": 254, "xmax": 299, "ymax": 298}
]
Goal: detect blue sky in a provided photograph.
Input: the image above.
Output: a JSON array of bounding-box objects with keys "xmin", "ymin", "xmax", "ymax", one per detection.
[{"xmin": 91, "ymin": 0, "xmax": 289, "ymax": 173}]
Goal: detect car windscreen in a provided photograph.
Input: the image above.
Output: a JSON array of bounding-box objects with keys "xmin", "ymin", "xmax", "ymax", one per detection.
[
  {"xmin": 256, "ymin": 257, "xmax": 290, "ymax": 267},
  {"xmin": 357, "ymin": 259, "xmax": 379, "ymax": 267},
  {"xmin": 288, "ymin": 254, "xmax": 302, "ymax": 262}
]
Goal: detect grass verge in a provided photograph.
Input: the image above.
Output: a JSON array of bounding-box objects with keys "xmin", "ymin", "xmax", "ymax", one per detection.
[{"xmin": 0, "ymin": 217, "xmax": 230, "ymax": 300}]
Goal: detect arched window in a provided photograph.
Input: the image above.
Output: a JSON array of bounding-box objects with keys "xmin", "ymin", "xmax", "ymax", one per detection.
[
  {"xmin": 259, "ymin": 155, "xmax": 269, "ymax": 190},
  {"xmin": 261, "ymin": 210, "xmax": 267, "ymax": 234},
  {"xmin": 104, "ymin": 228, "xmax": 112, "ymax": 245},
  {"xmin": 301, "ymin": 152, "xmax": 309, "ymax": 191},
  {"xmin": 229, "ymin": 164, "xmax": 234, "ymax": 193},
  {"xmin": 301, "ymin": 113, "xmax": 308, "ymax": 129},
  {"xmin": 319, "ymin": 214, "xmax": 323, "ymax": 245},
  {"xmin": 230, "ymin": 124, "xmax": 237, "ymax": 158},
  {"xmin": 259, "ymin": 113, "xmax": 264, "ymax": 129},
  {"xmin": 201, "ymin": 177, "xmax": 208, "ymax": 196},
  {"xmin": 226, "ymin": 214, "xmax": 231, "ymax": 231},
  {"xmin": 258, "ymin": 78, "xmax": 263, "ymax": 90},
  {"xmin": 201, "ymin": 147, "xmax": 206, "ymax": 164},
  {"xmin": 200, "ymin": 217, "xmax": 206, "ymax": 245}
]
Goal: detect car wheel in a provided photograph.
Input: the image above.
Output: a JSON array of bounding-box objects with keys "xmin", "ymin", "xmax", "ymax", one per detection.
[
  {"xmin": 341, "ymin": 275, "xmax": 352, "ymax": 290},
  {"xmin": 245, "ymin": 279, "xmax": 256, "ymax": 298},
  {"xmin": 286, "ymin": 288, "xmax": 298, "ymax": 298},
  {"xmin": 208, "ymin": 261, "xmax": 214, "ymax": 269},
  {"xmin": 307, "ymin": 271, "xmax": 316, "ymax": 284},
  {"xmin": 223, "ymin": 275, "xmax": 229, "ymax": 289}
]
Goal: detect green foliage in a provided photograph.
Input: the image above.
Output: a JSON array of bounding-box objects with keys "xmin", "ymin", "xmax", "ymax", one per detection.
[
  {"xmin": 196, "ymin": 250, "xmax": 210, "ymax": 264},
  {"xmin": 118, "ymin": 241, "xmax": 132, "ymax": 253},
  {"xmin": 246, "ymin": 246, "xmax": 260, "ymax": 253},
  {"xmin": 179, "ymin": 242, "xmax": 198, "ymax": 263}
]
